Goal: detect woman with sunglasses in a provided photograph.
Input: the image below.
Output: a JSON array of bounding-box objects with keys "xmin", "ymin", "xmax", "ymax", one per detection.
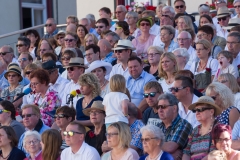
[
  {"xmin": 115, "ymin": 21, "xmax": 135, "ymax": 41},
  {"xmin": 206, "ymin": 82, "xmax": 240, "ymax": 128},
  {"xmin": 139, "ymin": 125, "xmax": 173, "ymax": 160},
  {"xmin": 101, "ymin": 122, "xmax": 139, "ymax": 160},
  {"xmin": 0, "ymin": 101, "xmax": 25, "ymax": 140},
  {"xmin": 76, "ymin": 25, "xmax": 88, "ymax": 55},
  {"xmin": 132, "ymin": 17, "xmax": 155, "ymax": 64},
  {"xmin": 182, "ymin": 96, "xmax": 221, "ymax": 160},
  {"xmin": 64, "ymin": 32, "xmax": 83, "ymax": 59},
  {"xmin": 54, "ymin": 30, "xmax": 66, "ymax": 59}
]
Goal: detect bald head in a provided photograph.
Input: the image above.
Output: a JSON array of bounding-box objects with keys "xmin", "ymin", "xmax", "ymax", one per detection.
[
  {"xmin": 66, "ymin": 23, "xmax": 77, "ymax": 33},
  {"xmin": 98, "ymin": 39, "xmax": 112, "ymax": 58}
]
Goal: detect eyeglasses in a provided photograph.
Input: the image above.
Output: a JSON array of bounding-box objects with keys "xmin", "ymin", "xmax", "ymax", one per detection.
[
  {"xmin": 196, "ymin": 48, "xmax": 206, "ymax": 52},
  {"xmin": 96, "ymin": 26, "xmax": 104, "ymax": 29},
  {"xmin": 57, "ymin": 36, "xmax": 64, "ymax": 40},
  {"xmin": 30, "ymin": 82, "xmax": 39, "ymax": 87},
  {"xmin": 67, "ymin": 67, "xmax": 75, "ymax": 72},
  {"xmin": 115, "ymin": 11, "xmax": 123, "ymax": 14},
  {"xmin": 143, "ymin": 92, "xmax": 156, "ymax": 98},
  {"xmin": 234, "ymin": 5, "xmax": 240, "ymax": 8},
  {"xmin": 215, "ymin": 138, "xmax": 230, "ymax": 143},
  {"xmin": 0, "ymin": 109, "xmax": 9, "ymax": 114},
  {"xmin": 168, "ymin": 86, "xmax": 186, "ymax": 92},
  {"xmin": 45, "ymin": 24, "xmax": 52, "ymax": 27},
  {"xmin": 64, "ymin": 39, "xmax": 75, "ymax": 42},
  {"xmin": 54, "ymin": 114, "xmax": 68, "ymax": 119},
  {"xmin": 114, "ymin": 49, "xmax": 127, "ymax": 53},
  {"xmin": 192, "ymin": 107, "xmax": 212, "ymax": 113},
  {"xmin": 197, "ymin": 33, "xmax": 207, "ymax": 38},
  {"xmin": 147, "ymin": 53, "xmax": 159, "ymax": 57},
  {"xmin": 84, "ymin": 53, "xmax": 94, "ymax": 57},
  {"xmin": 115, "ymin": 27, "xmax": 122, "ymax": 31},
  {"xmin": 217, "ymin": 17, "xmax": 227, "ymax": 21},
  {"xmin": 25, "ymin": 71, "xmax": 32, "ymax": 75},
  {"xmin": 141, "ymin": 137, "xmax": 158, "ymax": 142},
  {"xmin": 22, "ymin": 114, "xmax": 36, "ymax": 118},
  {"xmin": 0, "ymin": 52, "xmax": 11, "ymax": 56},
  {"xmin": 7, "ymin": 74, "xmax": 18, "ymax": 78},
  {"xmin": 105, "ymin": 132, "xmax": 118, "ymax": 137},
  {"xmin": 177, "ymin": 38, "xmax": 189, "ymax": 41},
  {"xmin": 61, "ymin": 56, "xmax": 71, "ymax": 61},
  {"xmin": 18, "ymin": 58, "xmax": 27, "ymax": 63},
  {"xmin": 137, "ymin": 11, "xmax": 142, "ymax": 14},
  {"xmin": 226, "ymin": 41, "xmax": 240, "ymax": 45},
  {"xmin": 156, "ymin": 104, "xmax": 173, "ymax": 110},
  {"xmin": 161, "ymin": 14, "xmax": 171, "ymax": 18},
  {"xmin": 160, "ymin": 33, "xmax": 170, "ymax": 37},
  {"xmin": 26, "ymin": 139, "xmax": 39, "ymax": 145},
  {"xmin": 63, "ymin": 131, "xmax": 83, "ymax": 137},
  {"xmin": 89, "ymin": 111, "xmax": 104, "ymax": 115},
  {"xmin": 219, "ymin": 80, "xmax": 228, "ymax": 83},
  {"xmin": 175, "ymin": 5, "xmax": 184, "ymax": 9},
  {"xmin": 16, "ymin": 44, "xmax": 25, "ymax": 48},
  {"xmin": 140, "ymin": 23, "xmax": 150, "ymax": 26},
  {"xmin": 86, "ymin": 40, "xmax": 93, "ymax": 43}
]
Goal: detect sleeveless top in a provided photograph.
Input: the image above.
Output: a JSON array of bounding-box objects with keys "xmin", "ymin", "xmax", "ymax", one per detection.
[{"xmin": 217, "ymin": 106, "xmax": 239, "ymax": 125}]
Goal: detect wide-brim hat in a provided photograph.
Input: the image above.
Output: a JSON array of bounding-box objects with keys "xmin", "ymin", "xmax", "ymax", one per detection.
[
  {"xmin": 54, "ymin": 30, "xmax": 66, "ymax": 40},
  {"xmin": 222, "ymin": 18, "xmax": 240, "ymax": 30},
  {"xmin": 216, "ymin": 6, "xmax": 230, "ymax": 18},
  {"xmin": 83, "ymin": 101, "xmax": 105, "ymax": 116},
  {"xmin": 4, "ymin": 63, "xmax": 23, "ymax": 82},
  {"xmin": 189, "ymin": 96, "xmax": 222, "ymax": 117},
  {"xmin": 85, "ymin": 60, "xmax": 112, "ymax": 75},
  {"xmin": 64, "ymin": 57, "xmax": 88, "ymax": 69},
  {"xmin": 112, "ymin": 39, "xmax": 136, "ymax": 51},
  {"xmin": 42, "ymin": 60, "xmax": 60, "ymax": 70},
  {"xmin": 136, "ymin": 17, "xmax": 153, "ymax": 28}
]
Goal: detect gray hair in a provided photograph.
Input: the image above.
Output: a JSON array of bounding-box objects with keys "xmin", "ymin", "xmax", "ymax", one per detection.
[
  {"xmin": 140, "ymin": 125, "xmax": 165, "ymax": 146},
  {"xmin": 204, "ymin": 23, "xmax": 216, "ymax": 30},
  {"xmin": 178, "ymin": 31, "xmax": 192, "ymax": 39},
  {"xmin": 63, "ymin": 48, "xmax": 78, "ymax": 57},
  {"xmin": 156, "ymin": 4, "xmax": 167, "ymax": 11},
  {"xmin": 158, "ymin": 93, "xmax": 179, "ymax": 106},
  {"xmin": 198, "ymin": 5, "xmax": 210, "ymax": 13},
  {"xmin": 228, "ymin": 32, "xmax": 240, "ymax": 42},
  {"xmin": 161, "ymin": 25, "xmax": 176, "ymax": 39},
  {"xmin": 126, "ymin": 11, "xmax": 138, "ymax": 19},
  {"xmin": 23, "ymin": 130, "xmax": 41, "ymax": 151},
  {"xmin": 86, "ymin": 14, "xmax": 95, "ymax": 21},
  {"xmin": 105, "ymin": 32, "xmax": 120, "ymax": 42},
  {"xmin": 162, "ymin": 6, "xmax": 175, "ymax": 15},
  {"xmin": 47, "ymin": 18, "xmax": 56, "ymax": 24},
  {"xmin": 1, "ymin": 45, "xmax": 14, "ymax": 54},
  {"xmin": 117, "ymin": 5, "xmax": 127, "ymax": 12},
  {"xmin": 173, "ymin": 48, "xmax": 190, "ymax": 62},
  {"xmin": 147, "ymin": 46, "xmax": 164, "ymax": 55},
  {"xmin": 80, "ymin": 18, "xmax": 91, "ymax": 25}
]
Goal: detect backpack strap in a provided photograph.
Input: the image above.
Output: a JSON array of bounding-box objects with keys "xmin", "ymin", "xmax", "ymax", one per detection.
[{"xmin": 211, "ymin": 45, "xmax": 217, "ymax": 59}]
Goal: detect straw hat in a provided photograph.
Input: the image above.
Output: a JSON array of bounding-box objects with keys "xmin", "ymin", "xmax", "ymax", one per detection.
[
  {"xmin": 222, "ymin": 18, "xmax": 240, "ymax": 30},
  {"xmin": 64, "ymin": 57, "xmax": 88, "ymax": 69},
  {"xmin": 216, "ymin": 6, "xmax": 230, "ymax": 18},
  {"xmin": 112, "ymin": 39, "xmax": 136, "ymax": 51},
  {"xmin": 4, "ymin": 63, "xmax": 23, "ymax": 82},
  {"xmin": 136, "ymin": 17, "xmax": 153, "ymax": 27},
  {"xmin": 83, "ymin": 101, "xmax": 105, "ymax": 116},
  {"xmin": 85, "ymin": 60, "xmax": 112, "ymax": 75},
  {"xmin": 189, "ymin": 96, "xmax": 222, "ymax": 116}
]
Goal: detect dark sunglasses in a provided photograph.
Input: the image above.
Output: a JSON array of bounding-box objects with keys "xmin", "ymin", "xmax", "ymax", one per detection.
[
  {"xmin": 156, "ymin": 104, "xmax": 173, "ymax": 110},
  {"xmin": 63, "ymin": 131, "xmax": 83, "ymax": 137},
  {"xmin": 192, "ymin": 107, "xmax": 212, "ymax": 113},
  {"xmin": 168, "ymin": 86, "xmax": 186, "ymax": 92},
  {"xmin": 137, "ymin": 11, "xmax": 142, "ymax": 14},
  {"xmin": 114, "ymin": 49, "xmax": 127, "ymax": 53},
  {"xmin": 57, "ymin": 36, "xmax": 64, "ymax": 40},
  {"xmin": 45, "ymin": 24, "xmax": 52, "ymax": 27},
  {"xmin": 16, "ymin": 44, "xmax": 25, "ymax": 47},
  {"xmin": 140, "ymin": 23, "xmax": 150, "ymax": 26},
  {"xmin": 67, "ymin": 67, "xmax": 75, "ymax": 71},
  {"xmin": 162, "ymin": 14, "xmax": 170, "ymax": 18},
  {"xmin": 64, "ymin": 39, "xmax": 75, "ymax": 42},
  {"xmin": 211, "ymin": 96, "xmax": 217, "ymax": 100},
  {"xmin": 61, "ymin": 57, "xmax": 71, "ymax": 61},
  {"xmin": 218, "ymin": 17, "xmax": 227, "ymax": 21},
  {"xmin": 25, "ymin": 71, "xmax": 32, "ymax": 75},
  {"xmin": 22, "ymin": 114, "xmax": 36, "ymax": 118},
  {"xmin": 0, "ymin": 52, "xmax": 11, "ymax": 56},
  {"xmin": 18, "ymin": 58, "xmax": 27, "ymax": 63},
  {"xmin": 54, "ymin": 114, "xmax": 68, "ymax": 119},
  {"xmin": 234, "ymin": 5, "xmax": 240, "ymax": 8},
  {"xmin": 175, "ymin": 5, "xmax": 184, "ymax": 9},
  {"xmin": 143, "ymin": 92, "xmax": 156, "ymax": 98},
  {"xmin": 96, "ymin": 26, "xmax": 104, "ymax": 28},
  {"xmin": 0, "ymin": 109, "xmax": 9, "ymax": 114}
]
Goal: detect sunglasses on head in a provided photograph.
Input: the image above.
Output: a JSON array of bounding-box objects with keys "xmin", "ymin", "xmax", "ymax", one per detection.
[
  {"xmin": 156, "ymin": 104, "xmax": 173, "ymax": 110},
  {"xmin": 175, "ymin": 5, "xmax": 184, "ymax": 9},
  {"xmin": 45, "ymin": 24, "xmax": 52, "ymax": 27},
  {"xmin": 192, "ymin": 107, "xmax": 212, "ymax": 113},
  {"xmin": 143, "ymin": 92, "xmax": 156, "ymax": 98},
  {"xmin": 140, "ymin": 23, "xmax": 150, "ymax": 26},
  {"xmin": 0, "ymin": 109, "xmax": 9, "ymax": 114},
  {"xmin": 168, "ymin": 87, "xmax": 186, "ymax": 92},
  {"xmin": 0, "ymin": 52, "xmax": 11, "ymax": 56},
  {"xmin": 217, "ymin": 16, "xmax": 227, "ymax": 21},
  {"xmin": 63, "ymin": 131, "xmax": 83, "ymax": 137},
  {"xmin": 54, "ymin": 114, "xmax": 68, "ymax": 119}
]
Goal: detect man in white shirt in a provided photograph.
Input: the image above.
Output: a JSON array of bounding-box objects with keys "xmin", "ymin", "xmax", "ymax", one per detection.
[
  {"xmin": 216, "ymin": 6, "xmax": 231, "ymax": 39},
  {"xmin": 61, "ymin": 121, "xmax": 100, "ymax": 160},
  {"xmin": 110, "ymin": 5, "xmax": 127, "ymax": 31},
  {"xmin": 142, "ymin": 10, "xmax": 160, "ymax": 36},
  {"xmin": 169, "ymin": 76, "xmax": 200, "ymax": 128}
]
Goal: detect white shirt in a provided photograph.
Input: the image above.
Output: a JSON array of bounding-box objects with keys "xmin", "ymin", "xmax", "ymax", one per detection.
[
  {"xmin": 213, "ymin": 64, "xmax": 238, "ymax": 81},
  {"xmin": 149, "ymin": 24, "xmax": 160, "ymax": 36},
  {"xmin": 158, "ymin": 78, "xmax": 173, "ymax": 93},
  {"xmin": 29, "ymin": 47, "xmax": 36, "ymax": 60},
  {"xmin": 232, "ymin": 120, "xmax": 240, "ymax": 140},
  {"xmin": 61, "ymin": 80, "xmax": 82, "ymax": 108},
  {"xmin": 235, "ymin": 92, "xmax": 240, "ymax": 111},
  {"xmin": 212, "ymin": 17, "xmax": 222, "ymax": 35},
  {"xmin": 153, "ymin": 34, "xmax": 163, "ymax": 47},
  {"xmin": 178, "ymin": 94, "xmax": 200, "ymax": 128},
  {"xmin": 61, "ymin": 70, "xmax": 68, "ymax": 79},
  {"xmin": 21, "ymin": 84, "xmax": 34, "ymax": 108},
  {"xmin": 232, "ymin": 53, "xmax": 240, "ymax": 76},
  {"xmin": 216, "ymin": 27, "xmax": 229, "ymax": 40},
  {"xmin": 186, "ymin": 46, "xmax": 198, "ymax": 68},
  {"xmin": 109, "ymin": 63, "xmax": 130, "ymax": 81},
  {"xmin": 61, "ymin": 142, "xmax": 100, "ymax": 160},
  {"xmin": 49, "ymin": 75, "xmax": 69, "ymax": 99}
]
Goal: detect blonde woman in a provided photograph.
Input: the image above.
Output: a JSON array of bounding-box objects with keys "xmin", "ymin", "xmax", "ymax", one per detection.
[
  {"xmin": 218, "ymin": 73, "xmax": 240, "ymax": 111},
  {"xmin": 177, "ymin": 16, "xmax": 194, "ymax": 33},
  {"xmin": 84, "ymin": 33, "xmax": 98, "ymax": 49},
  {"xmin": 206, "ymin": 82, "xmax": 240, "ymax": 128},
  {"xmin": 158, "ymin": 52, "xmax": 178, "ymax": 92},
  {"xmin": 101, "ymin": 122, "xmax": 139, "ymax": 160},
  {"xmin": 76, "ymin": 73, "xmax": 103, "ymax": 127}
]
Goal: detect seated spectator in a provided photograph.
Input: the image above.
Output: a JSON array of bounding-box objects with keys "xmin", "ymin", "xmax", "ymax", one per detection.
[
  {"xmin": 115, "ymin": 21, "xmax": 135, "ymax": 41},
  {"xmin": 95, "ymin": 18, "xmax": 110, "ymax": 39},
  {"xmin": 198, "ymin": 15, "xmax": 213, "ymax": 28},
  {"xmin": 36, "ymin": 38, "xmax": 54, "ymax": 61},
  {"xmin": 157, "ymin": 93, "xmax": 193, "ymax": 159},
  {"xmin": 101, "ymin": 122, "xmax": 139, "ymax": 160},
  {"xmin": 177, "ymin": 16, "xmax": 195, "ymax": 34},
  {"xmin": 85, "ymin": 44, "xmax": 101, "ymax": 65},
  {"xmin": 18, "ymin": 105, "xmax": 49, "ymax": 154},
  {"xmin": 48, "ymin": 37, "xmax": 58, "ymax": 51},
  {"xmin": 98, "ymin": 39, "xmax": 116, "ymax": 64},
  {"xmin": 125, "ymin": 11, "xmax": 139, "ymax": 38},
  {"xmin": 0, "ymin": 126, "xmax": 26, "ymax": 160},
  {"xmin": 54, "ymin": 30, "xmax": 66, "ymax": 58},
  {"xmin": 43, "ymin": 18, "xmax": 58, "ymax": 39},
  {"xmin": 61, "ymin": 121, "xmax": 100, "ymax": 159},
  {"xmin": 141, "ymin": 10, "xmax": 160, "ymax": 36},
  {"xmin": 142, "ymin": 81, "xmax": 163, "ymax": 126},
  {"xmin": 18, "ymin": 52, "xmax": 33, "ymax": 73},
  {"xmin": 40, "ymin": 129, "xmax": 61, "ymax": 160},
  {"xmin": 144, "ymin": 46, "xmax": 164, "ymax": 80},
  {"xmin": 206, "ymin": 82, "xmax": 240, "ymax": 128},
  {"xmin": 66, "ymin": 23, "xmax": 77, "ymax": 33},
  {"xmin": 25, "ymin": 29, "xmax": 41, "ymax": 60},
  {"xmin": 183, "ymin": 96, "xmax": 222, "ymax": 159},
  {"xmin": 207, "ymin": 150, "xmax": 227, "ymax": 160},
  {"xmin": 17, "ymin": 36, "xmax": 30, "ymax": 56},
  {"xmin": 83, "ymin": 101, "xmax": 106, "ymax": 155},
  {"xmin": 23, "ymin": 131, "xmax": 41, "ymax": 160},
  {"xmin": 212, "ymin": 124, "xmax": 240, "ymax": 159},
  {"xmin": 173, "ymin": 48, "xmax": 190, "ymax": 70},
  {"xmin": 0, "ymin": 45, "xmax": 18, "ymax": 65},
  {"xmin": 55, "ymin": 106, "xmax": 76, "ymax": 150},
  {"xmin": 66, "ymin": 15, "xmax": 79, "ymax": 26},
  {"xmin": 84, "ymin": 33, "xmax": 99, "ymax": 49},
  {"xmin": 60, "ymin": 48, "xmax": 77, "ymax": 79},
  {"xmin": 64, "ymin": 32, "xmax": 83, "ymax": 58},
  {"xmin": 0, "ymin": 101, "xmax": 25, "ymax": 139},
  {"xmin": 76, "ymin": 24, "xmax": 88, "ymax": 54},
  {"xmin": 139, "ymin": 125, "xmax": 174, "ymax": 160}
]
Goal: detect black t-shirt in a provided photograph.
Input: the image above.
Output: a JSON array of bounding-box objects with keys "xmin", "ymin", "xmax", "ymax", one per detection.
[
  {"xmin": 142, "ymin": 107, "xmax": 161, "ymax": 127},
  {"xmin": 143, "ymin": 66, "xmax": 159, "ymax": 80},
  {"xmin": 0, "ymin": 147, "xmax": 26, "ymax": 160}
]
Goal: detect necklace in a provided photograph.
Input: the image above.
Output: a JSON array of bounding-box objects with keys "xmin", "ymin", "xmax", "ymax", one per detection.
[
  {"xmin": 0, "ymin": 150, "xmax": 12, "ymax": 159},
  {"xmin": 200, "ymin": 121, "xmax": 214, "ymax": 135},
  {"xmin": 83, "ymin": 98, "xmax": 92, "ymax": 107},
  {"xmin": 147, "ymin": 150, "xmax": 163, "ymax": 160},
  {"xmin": 100, "ymin": 80, "xmax": 107, "ymax": 88}
]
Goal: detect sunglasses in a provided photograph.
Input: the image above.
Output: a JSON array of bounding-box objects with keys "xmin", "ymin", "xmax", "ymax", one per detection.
[
  {"xmin": 0, "ymin": 109, "xmax": 9, "ymax": 114},
  {"xmin": 140, "ymin": 23, "xmax": 150, "ymax": 26},
  {"xmin": 234, "ymin": 5, "xmax": 240, "ymax": 8},
  {"xmin": 64, "ymin": 39, "xmax": 75, "ymax": 42},
  {"xmin": 96, "ymin": 26, "xmax": 104, "ymax": 28},
  {"xmin": 63, "ymin": 131, "xmax": 83, "ymax": 137},
  {"xmin": 192, "ymin": 107, "xmax": 212, "ymax": 113},
  {"xmin": 137, "ymin": 11, "xmax": 142, "ymax": 14},
  {"xmin": 45, "ymin": 24, "xmax": 52, "ymax": 27},
  {"xmin": 141, "ymin": 137, "xmax": 157, "ymax": 142},
  {"xmin": 143, "ymin": 92, "xmax": 156, "ymax": 98},
  {"xmin": 67, "ymin": 67, "xmax": 75, "ymax": 71},
  {"xmin": 105, "ymin": 132, "xmax": 118, "ymax": 137},
  {"xmin": 22, "ymin": 114, "xmax": 36, "ymax": 118},
  {"xmin": 25, "ymin": 71, "xmax": 32, "ymax": 75},
  {"xmin": 18, "ymin": 58, "xmax": 27, "ymax": 63},
  {"xmin": 0, "ymin": 52, "xmax": 11, "ymax": 56},
  {"xmin": 218, "ymin": 17, "xmax": 227, "ymax": 21},
  {"xmin": 61, "ymin": 57, "xmax": 71, "ymax": 61},
  {"xmin": 168, "ymin": 86, "xmax": 186, "ymax": 92},
  {"xmin": 54, "ymin": 114, "xmax": 68, "ymax": 119},
  {"xmin": 16, "ymin": 44, "xmax": 25, "ymax": 47},
  {"xmin": 114, "ymin": 49, "xmax": 127, "ymax": 53},
  {"xmin": 7, "ymin": 74, "xmax": 18, "ymax": 78},
  {"xmin": 219, "ymin": 80, "xmax": 228, "ymax": 83},
  {"xmin": 115, "ymin": 27, "xmax": 122, "ymax": 31},
  {"xmin": 57, "ymin": 36, "xmax": 64, "ymax": 40},
  {"xmin": 156, "ymin": 104, "xmax": 173, "ymax": 110},
  {"xmin": 175, "ymin": 5, "xmax": 184, "ymax": 9},
  {"xmin": 161, "ymin": 14, "xmax": 170, "ymax": 18}
]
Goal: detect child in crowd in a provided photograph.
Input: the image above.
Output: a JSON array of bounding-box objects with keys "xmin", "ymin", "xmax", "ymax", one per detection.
[
  {"xmin": 207, "ymin": 150, "xmax": 227, "ymax": 160},
  {"xmin": 214, "ymin": 51, "xmax": 238, "ymax": 81},
  {"xmin": 102, "ymin": 74, "xmax": 129, "ymax": 129}
]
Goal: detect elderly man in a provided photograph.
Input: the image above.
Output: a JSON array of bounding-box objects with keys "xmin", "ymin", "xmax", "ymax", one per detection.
[
  {"xmin": 66, "ymin": 15, "xmax": 78, "ymax": 26},
  {"xmin": 142, "ymin": 81, "xmax": 163, "ymax": 127},
  {"xmin": 38, "ymin": 42, "xmax": 54, "ymax": 60},
  {"xmin": 43, "ymin": 18, "xmax": 58, "ymax": 39},
  {"xmin": 127, "ymin": 56, "xmax": 156, "ymax": 107},
  {"xmin": 18, "ymin": 104, "xmax": 50, "ymax": 153},
  {"xmin": 198, "ymin": 4, "xmax": 210, "ymax": 16},
  {"xmin": 109, "ymin": 5, "xmax": 127, "ymax": 31},
  {"xmin": 61, "ymin": 121, "xmax": 100, "ymax": 159},
  {"xmin": 95, "ymin": 18, "xmax": 109, "ymax": 39},
  {"xmin": 173, "ymin": 48, "xmax": 190, "ymax": 70},
  {"xmin": 98, "ymin": 39, "xmax": 116, "ymax": 64},
  {"xmin": 99, "ymin": 7, "xmax": 114, "ymax": 29},
  {"xmin": 155, "ymin": 4, "xmax": 166, "ymax": 25},
  {"xmin": 66, "ymin": 23, "xmax": 77, "ymax": 33},
  {"xmin": 142, "ymin": 10, "xmax": 160, "ymax": 36},
  {"xmin": 79, "ymin": 18, "xmax": 98, "ymax": 37},
  {"xmin": 0, "ymin": 45, "xmax": 18, "ymax": 65},
  {"xmin": 216, "ymin": 6, "xmax": 231, "ymax": 39},
  {"xmin": 86, "ymin": 14, "xmax": 96, "ymax": 28},
  {"xmin": 85, "ymin": 44, "xmax": 100, "ymax": 64},
  {"xmin": 17, "ymin": 36, "xmax": 30, "ymax": 55},
  {"xmin": 157, "ymin": 93, "xmax": 193, "ymax": 160},
  {"xmin": 104, "ymin": 32, "xmax": 120, "ymax": 48}
]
